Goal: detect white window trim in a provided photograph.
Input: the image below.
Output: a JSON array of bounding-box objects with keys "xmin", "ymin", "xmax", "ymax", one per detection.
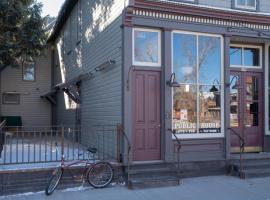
[
  {"xmin": 230, "ymin": 44, "xmax": 262, "ymax": 69},
  {"xmin": 2, "ymin": 93, "xmax": 20, "ymax": 104},
  {"xmin": 132, "ymin": 28, "xmax": 161, "ymax": 67},
  {"xmin": 171, "ymin": 30, "xmax": 224, "ymax": 139},
  {"xmin": 265, "ymin": 44, "xmax": 270, "ymax": 135},
  {"xmin": 235, "ymin": 0, "xmax": 257, "ymax": 11}
]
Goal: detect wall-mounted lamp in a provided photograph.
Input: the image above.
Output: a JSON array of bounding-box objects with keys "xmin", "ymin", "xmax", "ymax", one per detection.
[
  {"xmin": 95, "ymin": 59, "xmax": 116, "ymax": 72},
  {"xmin": 209, "ymin": 79, "xmax": 220, "ymax": 93},
  {"xmin": 166, "ymin": 73, "xmax": 180, "ymax": 87}
]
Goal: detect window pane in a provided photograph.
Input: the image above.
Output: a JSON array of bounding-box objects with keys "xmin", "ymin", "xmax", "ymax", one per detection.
[
  {"xmin": 245, "ymin": 75, "xmax": 259, "ymax": 127},
  {"xmin": 230, "ymin": 47, "xmax": 242, "ymax": 66},
  {"xmin": 23, "ymin": 62, "xmax": 35, "ymax": 81},
  {"xmin": 198, "ymin": 36, "xmax": 221, "ymax": 85},
  {"xmin": 134, "ymin": 30, "xmax": 159, "ymax": 64},
  {"xmin": 246, "ymin": 75, "xmax": 258, "ymax": 101},
  {"xmin": 244, "ymin": 48, "xmax": 260, "ymax": 67},
  {"xmin": 199, "ymin": 85, "xmax": 221, "ymax": 133},
  {"xmin": 230, "ymin": 75, "xmax": 239, "ymax": 127},
  {"xmin": 173, "ymin": 33, "xmax": 197, "ymax": 83},
  {"xmin": 173, "ymin": 85, "xmax": 197, "ymax": 134},
  {"xmin": 237, "ymin": 0, "xmax": 246, "ymax": 6},
  {"xmin": 246, "ymin": 0, "xmax": 256, "ymax": 7}
]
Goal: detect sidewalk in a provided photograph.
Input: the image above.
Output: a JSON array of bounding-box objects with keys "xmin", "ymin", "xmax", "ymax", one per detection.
[{"xmin": 1, "ymin": 176, "xmax": 270, "ymax": 200}]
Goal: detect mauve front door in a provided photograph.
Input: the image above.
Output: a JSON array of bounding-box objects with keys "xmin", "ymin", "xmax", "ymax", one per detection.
[
  {"xmin": 230, "ymin": 71, "xmax": 263, "ymax": 152},
  {"xmin": 133, "ymin": 70, "xmax": 161, "ymax": 161}
]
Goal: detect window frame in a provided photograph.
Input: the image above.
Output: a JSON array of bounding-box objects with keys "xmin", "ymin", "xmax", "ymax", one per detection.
[
  {"xmin": 230, "ymin": 44, "xmax": 262, "ymax": 69},
  {"xmin": 132, "ymin": 28, "xmax": 161, "ymax": 67},
  {"xmin": 265, "ymin": 44, "xmax": 270, "ymax": 135},
  {"xmin": 171, "ymin": 30, "xmax": 224, "ymax": 139},
  {"xmin": 234, "ymin": 0, "xmax": 258, "ymax": 11},
  {"xmin": 2, "ymin": 93, "xmax": 20, "ymax": 105},
  {"xmin": 22, "ymin": 60, "xmax": 36, "ymax": 81}
]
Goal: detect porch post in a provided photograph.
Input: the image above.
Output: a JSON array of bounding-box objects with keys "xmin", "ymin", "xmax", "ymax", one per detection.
[
  {"xmin": 164, "ymin": 28, "xmax": 174, "ymax": 162},
  {"xmin": 224, "ymin": 34, "xmax": 231, "ymax": 159},
  {"xmin": 122, "ymin": 24, "xmax": 133, "ymax": 164}
]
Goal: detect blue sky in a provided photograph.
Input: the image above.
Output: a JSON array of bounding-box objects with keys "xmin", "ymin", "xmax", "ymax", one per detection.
[{"xmin": 38, "ymin": 0, "xmax": 65, "ymax": 17}]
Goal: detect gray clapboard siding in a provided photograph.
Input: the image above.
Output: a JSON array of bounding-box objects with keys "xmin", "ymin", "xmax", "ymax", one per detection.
[
  {"xmin": 0, "ymin": 49, "xmax": 52, "ymax": 127},
  {"xmin": 53, "ymin": 0, "xmax": 125, "ymax": 140}
]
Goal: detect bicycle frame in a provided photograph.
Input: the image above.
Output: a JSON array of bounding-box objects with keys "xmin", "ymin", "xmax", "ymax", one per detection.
[{"xmin": 55, "ymin": 142, "xmax": 95, "ymax": 183}]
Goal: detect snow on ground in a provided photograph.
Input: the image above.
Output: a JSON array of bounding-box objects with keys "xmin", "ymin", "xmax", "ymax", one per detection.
[{"xmin": 0, "ymin": 137, "xmax": 90, "ymax": 165}]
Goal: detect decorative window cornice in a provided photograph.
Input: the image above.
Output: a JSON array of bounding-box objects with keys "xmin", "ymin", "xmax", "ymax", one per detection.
[{"xmin": 132, "ymin": 8, "xmax": 270, "ymax": 31}]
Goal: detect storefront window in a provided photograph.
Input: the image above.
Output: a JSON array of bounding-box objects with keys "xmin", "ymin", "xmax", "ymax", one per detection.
[
  {"xmin": 133, "ymin": 28, "xmax": 161, "ymax": 66},
  {"xmin": 172, "ymin": 32, "xmax": 223, "ymax": 136}
]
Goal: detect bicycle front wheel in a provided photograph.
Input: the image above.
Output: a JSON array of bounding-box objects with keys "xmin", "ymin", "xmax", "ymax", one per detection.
[
  {"xmin": 45, "ymin": 166, "xmax": 63, "ymax": 195},
  {"xmin": 87, "ymin": 162, "xmax": 113, "ymax": 188}
]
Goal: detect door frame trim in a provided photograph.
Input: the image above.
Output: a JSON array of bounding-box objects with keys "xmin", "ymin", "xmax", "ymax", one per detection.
[{"xmin": 265, "ymin": 43, "xmax": 270, "ymax": 135}]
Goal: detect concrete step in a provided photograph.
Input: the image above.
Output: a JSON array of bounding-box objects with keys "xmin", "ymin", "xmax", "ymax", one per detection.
[
  {"xmin": 243, "ymin": 168, "xmax": 270, "ymax": 178},
  {"xmin": 230, "ymin": 158, "xmax": 270, "ymax": 178},
  {"xmin": 129, "ymin": 169, "xmax": 177, "ymax": 179},
  {"xmin": 128, "ymin": 175, "xmax": 180, "ymax": 189},
  {"xmin": 129, "ymin": 162, "xmax": 171, "ymax": 171}
]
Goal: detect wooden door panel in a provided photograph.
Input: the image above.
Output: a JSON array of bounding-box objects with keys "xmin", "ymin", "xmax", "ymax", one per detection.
[
  {"xmin": 133, "ymin": 71, "xmax": 161, "ymax": 161},
  {"xmin": 135, "ymin": 74, "xmax": 145, "ymax": 123}
]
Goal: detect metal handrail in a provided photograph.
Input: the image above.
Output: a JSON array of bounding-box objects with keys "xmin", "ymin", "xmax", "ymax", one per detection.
[
  {"xmin": 228, "ymin": 127, "xmax": 245, "ymax": 179},
  {"xmin": 122, "ymin": 131, "xmax": 131, "ymax": 184},
  {"xmin": 168, "ymin": 129, "xmax": 181, "ymax": 179},
  {"xmin": 0, "ymin": 120, "xmax": 6, "ymax": 128}
]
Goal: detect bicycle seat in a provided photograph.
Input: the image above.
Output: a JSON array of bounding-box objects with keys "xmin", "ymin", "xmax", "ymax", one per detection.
[{"xmin": 87, "ymin": 147, "xmax": 97, "ymax": 154}]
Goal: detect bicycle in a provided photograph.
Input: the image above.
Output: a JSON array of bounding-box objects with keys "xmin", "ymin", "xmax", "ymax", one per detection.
[{"xmin": 45, "ymin": 143, "xmax": 114, "ymax": 196}]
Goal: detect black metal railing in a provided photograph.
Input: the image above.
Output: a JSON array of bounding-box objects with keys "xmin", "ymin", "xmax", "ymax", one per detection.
[
  {"xmin": 168, "ymin": 129, "xmax": 182, "ymax": 179},
  {"xmin": 0, "ymin": 125, "xmax": 121, "ymax": 165},
  {"xmin": 121, "ymin": 128, "xmax": 131, "ymax": 183},
  {"xmin": 228, "ymin": 127, "xmax": 245, "ymax": 179}
]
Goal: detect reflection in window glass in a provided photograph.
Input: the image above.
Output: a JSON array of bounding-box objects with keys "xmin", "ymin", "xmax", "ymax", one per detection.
[
  {"xmin": 244, "ymin": 48, "xmax": 260, "ymax": 67},
  {"xmin": 245, "ymin": 75, "xmax": 259, "ymax": 127},
  {"xmin": 173, "ymin": 33, "xmax": 197, "ymax": 83},
  {"xmin": 134, "ymin": 30, "xmax": 159, "ymax": 65},
  {"xmin": 199, "ymin": 85, "xmax": 221, "ymax": 133},
  {"xmin": 199, "ymin": 36, "xmax": 221, "ymax": 85},
  {"xmin": 230, "ymin": 47, "xmax": 242, "ymax": 66},
  {"xmin": 173, "ymin": 86, "xmax": 197, "ymax": 134},
  {"xmin": 230, "ymin": 75, "xmax": 239, "ymax": 127},
  {"xmin": 23, "ymin": 61, "xmax": 35, "ymax": 81},
  {"xmin": 236, "ymin": 0, "xmax": 256, "ymax": 8}
]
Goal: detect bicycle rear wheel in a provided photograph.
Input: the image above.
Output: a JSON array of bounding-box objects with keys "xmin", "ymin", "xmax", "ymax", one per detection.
[
  {"xmin": 87, "ymin": 162, "xmax": 113, "ymax": 188},
  {"xmin": 45, "ymin": 166, "xmax": 63, "ymax": 195}
]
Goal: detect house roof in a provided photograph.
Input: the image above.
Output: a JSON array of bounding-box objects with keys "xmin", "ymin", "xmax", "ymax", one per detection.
[{"xmin": 47, "ymin": 0, "xmax": 78, "ymax": 43}]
